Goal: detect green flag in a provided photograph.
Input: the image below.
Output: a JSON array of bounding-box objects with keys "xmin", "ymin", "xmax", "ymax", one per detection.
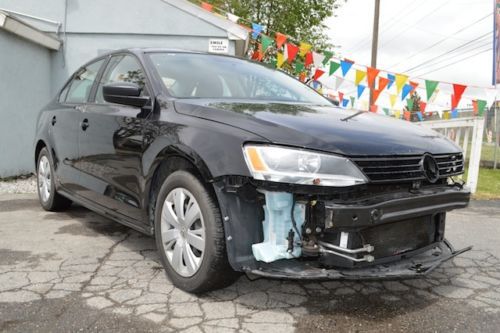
[
  {"xmin": 406, "ymin": 98, "xmax": 414, "ymax": 111},
  {"xmin": 295, "ymin": 61, "xmax": 304, "ymax": 74},
  {"xmin": 383, "ymin": 108, "xmax": 389, "ymax": 115},
  {"xmin": 261, "ymin": 35, "xmax": 274, "ymax": 53},
  {"xmin": 329, "ymin": 61, "xmax": 340, "ymax": 76},
  {"xmin": 425, "ymin": 80, "xmax": 439, "ymax": 100},
  {"xmin": 477, "ymin": 99, "xmax": 487, "ymax": 116},
  {"xmin": 350, "ymin": 96, "xmax": 355, "ymax": 107},
  {"xmin": 322, "ymin": 51, "xmax": 333, "ymax": 65}
]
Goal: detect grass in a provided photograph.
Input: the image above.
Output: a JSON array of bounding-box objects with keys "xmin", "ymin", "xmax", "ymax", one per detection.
[{"xmin": 467, "ymin": 168, "xmax": 500, "ymax": 200}]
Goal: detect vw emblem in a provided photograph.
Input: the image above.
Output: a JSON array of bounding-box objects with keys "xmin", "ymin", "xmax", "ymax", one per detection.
[{"xmin": 420, "ymin": 154, "xmax": 440, "ymax": 183}]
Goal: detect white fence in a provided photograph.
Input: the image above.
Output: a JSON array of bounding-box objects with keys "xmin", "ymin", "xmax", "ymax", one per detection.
[{"xmin": 419, "ymin": 117, "xmax": 485, "ymax": 194}]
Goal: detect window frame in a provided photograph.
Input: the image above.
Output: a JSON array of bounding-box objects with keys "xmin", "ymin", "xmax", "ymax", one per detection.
[
  {"xmin": 58, "ymin": 56, "xmax": 109, "ymax": 106},
  {"xmin": 88, "ymin": 52, "xmax": 153, "ymax": 106}
]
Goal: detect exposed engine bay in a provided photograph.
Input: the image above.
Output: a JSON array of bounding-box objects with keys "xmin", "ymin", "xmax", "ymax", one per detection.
[{"xmin": 213, "ymin": 176, "xmax": 472, "ymax": 280}]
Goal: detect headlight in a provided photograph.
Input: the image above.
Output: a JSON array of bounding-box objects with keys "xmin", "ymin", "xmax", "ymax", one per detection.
[{"xmin": 242, "ymin": 145, "xmax": 368, "ymax": 187}]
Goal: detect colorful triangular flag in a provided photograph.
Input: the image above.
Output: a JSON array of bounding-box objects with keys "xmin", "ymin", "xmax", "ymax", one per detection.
[
  {"xmin": 355, "ymin": 70, "xmax": 367, "ymax": 86},
  {"xmin": 401, "ymin": 84, "xmax": 413, "ymax": 101},
  {"xmin": 276, "ymin": 52, "xmax": 285, "ymax": 68},
  {"xmin": 453, "ymin": 83, "xmax": 467, "ymax": 107},
  {"xmin": 201, "ymin": 2, "xmax": 213, "ymax": 11},
  {"xmin": 357, "ymin": 84, "xmax": 366, "ymax": 99},
  {"xmin": 335, "ymin": 76, "xmax": 345, "ymax": 90},
  {"xmin": 299, "ymin": 42, "xmax": 312, "ymax": 57},
  {"xmin": 285, "ymin": 43, "xmax": 299, "ymax": 63},
  {"xmin": 387, "ymin": 74, "xmax": 395, "ymax": 89},
  {"xmin": 304, "ymin": 52, "xmax": 313, "ymax": 67},
  {"xmin": 261, "ymin": 35, "xmax": 274, "ymax": 53},
  {"xmin": 425, "ymin": 80, "xmax": 439, "ymax": 101},
  {"xmin": 477, "ymin": 99, "xmax": 487, "ymax": 116},
  {"xmin": 313, "ymin": 69, "xmax": 325, "ymax": 81},
  {"xmin": 395, "ymin": 74, "xmax": 408, "ymax": 94},
  {"xmin": 390, "ymin": 94, "xmax": 397, "ymax": 108},
  {"xmin": 275, "ymin": 32, "xmax": 287, "ymax": 49},
  {"xmin": 226, "ymin": 13, "xmax": 239, "ymax": 23},
  {"xmin": 329, "ymin": 61, "xmax": 341, "ymax": 76},
  {"xmin": 340, "ymin": 59, "xmax": 354, "ymax": 77},
  {"xmin": 322, "ymin": 51, "xmax": 333, "ymax": 65},
  {"xmin": 313, "ymin": 52, "xmax": 325, "ymax": 68},
  {"xmin": 251, "ymin": 23, "xmax": 263, "ymax": 39},
  {"xmin": 366, "ymin": 67, "xmax": 380, "ymax": 88}
]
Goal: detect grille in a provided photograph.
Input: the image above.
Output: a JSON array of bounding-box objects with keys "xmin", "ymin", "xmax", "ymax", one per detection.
[{"xmin": 352, "ymin": 153, "xmax": 464, "ymax": 183}]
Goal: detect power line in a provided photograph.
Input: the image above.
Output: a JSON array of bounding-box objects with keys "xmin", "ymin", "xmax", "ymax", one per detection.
[
  {"xmin": 378, "ymin": 0, "xmax": 453, "ymax": 49},
  {"xmin": 348, "ymin": 0, "xmax": 429, "ymax": 54},
  {"xmin": 403, "ymin": 31, "xmax": 492, "ymax": 73},
  {"xmin": 388, "ymin": 13, "xmax": 492, "ymax": 69},
  {"xmin": 411, "ymin": 41, "xmax": 492, "ymax": 76},
  {"xmin": 415, "ymin": 47, "xmax": 492, "ymax": 77}
]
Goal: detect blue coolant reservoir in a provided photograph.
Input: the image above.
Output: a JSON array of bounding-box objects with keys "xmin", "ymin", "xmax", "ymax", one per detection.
[{"xmin": 252, "ymin": 191, "xmax": 305, "ymax": 263}]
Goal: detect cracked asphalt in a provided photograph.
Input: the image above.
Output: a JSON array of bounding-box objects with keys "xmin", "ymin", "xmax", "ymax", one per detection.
[{"xmin": 1, "ymin": 194, "xmax": 500, "ymax": 332}]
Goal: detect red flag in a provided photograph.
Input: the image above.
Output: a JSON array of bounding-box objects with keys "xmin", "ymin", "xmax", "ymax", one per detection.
[
  {"xmin": 419, "ymin": 101, "xmax": 427, "ymax": 114},
  {"xmin": 366, "ymin": 67, "xmax": 380, "ymax": 88},
  {"xmin": 370, "ymin": 105, "xmax": 378, "ymax": 113},
  {"xmin": 275, "ymin": 33, "xmax": 287, "ymax": 49},
  {"xmin": 372, "ymin": 89, "xmax": 382, "ymax": 104},
  {"xmin": 472, "ymin": 99, "xmax": 478, "ymax": 115},
  {"xmin": 378, "ymin": 77, "xmax": 390, "ymax": 92},
  {"xmin": 453, "ymin": 83, "xmax": 467, "ymax": 107},
  {"xmin": 313, "ymin": 69, "xmax": 325, "ymax": 81},
  {"xmin": 201, "ymin": 2, "xmax": 213, "ymax": 11},
  {"xmin": 305, "ymin": 51, "xmax": 313, "ymax": 67},
  {"xmin": 409, "ymin": 81, "xmax": 419, "ymax": 92},
  {"xmin": 251, "ymin": 45, "xmax": 263, "ymax": 61},
  {"xmin": 403, "ymin": 111, "xmax": 411, "ymax": 121},
  {"xmin": 338, "ymin": 92, "xmax": 344, "ymax": 103},
  {"xmin": 286, "ymin": 43, "xmax": 299, "ymax": 63},
  {"xmin": 299, "ymin": 72, "xmax": 307, "ymax": 82}
]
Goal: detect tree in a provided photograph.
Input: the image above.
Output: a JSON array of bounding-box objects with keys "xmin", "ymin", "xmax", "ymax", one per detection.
[{"xmin": 205, "ymin": 0, "xmax": 345, "ymax": 50}]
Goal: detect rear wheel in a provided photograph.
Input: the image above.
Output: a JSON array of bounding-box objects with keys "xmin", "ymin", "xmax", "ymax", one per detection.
[
  {"xmin": 36, "ymin": 147, "xmax": 72, "ymax": 211},
  {"xmin": 154, "ymin": 170, "xmax": 238, "ymax": 293}
]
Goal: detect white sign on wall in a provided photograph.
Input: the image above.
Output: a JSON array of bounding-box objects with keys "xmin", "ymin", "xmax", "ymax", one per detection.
[{"xmin": 208, "ymin": 39, "xmax": 229, "ymax": 54}]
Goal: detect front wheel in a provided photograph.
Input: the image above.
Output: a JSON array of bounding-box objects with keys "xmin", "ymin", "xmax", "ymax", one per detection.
[{"xmin": 154, "ymin": 170, "xmax": 238, "ymax": 293}]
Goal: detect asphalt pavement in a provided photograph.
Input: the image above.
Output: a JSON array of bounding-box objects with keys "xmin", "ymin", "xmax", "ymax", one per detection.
[{"xmin": 1, "ymin": 193, "xmax": 500, "ymax": 333}]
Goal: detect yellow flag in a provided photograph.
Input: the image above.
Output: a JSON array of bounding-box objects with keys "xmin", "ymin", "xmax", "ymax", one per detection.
[
  {"xmin": 276, "ymin": 52, "xmax": 285, "ymax": 68},
  {"xmin": 395, "ymin": 74, "xmax": 408, "ymax": 94},
  {"xmin": 389, "ymin": 94, "xmax": 397, "ymax": 107},
  {"xmin": 394, "ymin": 110, "xmax": 401, "ymax": 119},
  {"xmin": 299, "ymin": 42, "xmax": 312, "ymax": 57},
  {"xmin": 355, "ymin": 70, "xmax": 367, "ymax": 86}
]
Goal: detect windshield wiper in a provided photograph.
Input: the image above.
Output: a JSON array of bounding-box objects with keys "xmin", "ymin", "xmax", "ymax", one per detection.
[{"xmin": 341, "ymin": 110, "xmax": 366, "ymax": 122}]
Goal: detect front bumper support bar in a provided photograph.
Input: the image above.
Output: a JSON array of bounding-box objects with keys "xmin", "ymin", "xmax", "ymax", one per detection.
[{"xmin": 247, "ymin": 240, "xmax": 472, "ymax": 280}]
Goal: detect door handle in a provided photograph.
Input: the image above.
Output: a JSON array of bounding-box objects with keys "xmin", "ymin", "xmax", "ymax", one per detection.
[
  {"xmin": 51, "ymin": 116, "xmax": 56, "ymax": 126},
  {"xmin": 81, "ymin": 118, "xmax": 89, "ymax": 131}
]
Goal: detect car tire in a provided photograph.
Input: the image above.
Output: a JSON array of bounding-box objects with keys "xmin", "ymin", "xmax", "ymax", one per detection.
[
  {"xmin": 154, "ymin": 170, "xmax": 238, "ymax": 293},
  {"xmin": 36, "ymin": 147, "xmax": 72, "ymax": 211}
]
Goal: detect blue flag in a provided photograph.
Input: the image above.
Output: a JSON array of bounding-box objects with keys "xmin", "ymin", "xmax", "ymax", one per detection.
[
  {"xmin": 342, "ymin": 98, "xmax": 349, "ymax": 108},
  {"xmin": 451, "ymin": 109, "xmax": 458, "ymax": 118},
  {"xmin": 357, "ymin": 84, "xmax": 366, "ymax": 99},
  {"xmin": 387, "ymin": 74, "xmax": 395, "ymax": 89},
  {"xmin": 401, "ymin": 84, "xmax": 413, "ymax": 101},
  {"xmin": 340, "ymin": 60, "xmax": 354, "ymax": 77},
  {"xmin": 251, "ymin": 23, "xmax": 263, "ymax": 39},
  {"xmin": 416, "ymin": 111, "xmax": 423, "ymax": 121}
]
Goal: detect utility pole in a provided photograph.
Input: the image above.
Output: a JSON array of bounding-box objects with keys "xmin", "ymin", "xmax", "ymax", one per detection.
[{"xmin": 369, "ymin": 0, "xmax": 381, "ymax": 106}]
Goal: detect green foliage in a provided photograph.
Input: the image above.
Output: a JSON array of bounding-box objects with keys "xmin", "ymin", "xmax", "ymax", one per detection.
[{"xmin": 205, "ymin": 0, "xmax": 345, "ymax": 49}]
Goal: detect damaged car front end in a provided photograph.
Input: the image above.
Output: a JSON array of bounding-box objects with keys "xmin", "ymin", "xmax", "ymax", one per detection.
[{"xmin": 212, "ymin": 145, "xmax": 471, "ymax": 280}]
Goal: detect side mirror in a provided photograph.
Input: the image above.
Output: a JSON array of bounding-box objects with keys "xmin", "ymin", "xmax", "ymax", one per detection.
[{"xmin": 103, "ymin": 82, "xmax": 150, "ymax": 108}]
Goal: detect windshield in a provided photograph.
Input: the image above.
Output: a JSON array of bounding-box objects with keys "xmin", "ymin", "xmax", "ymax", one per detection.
[{"xmin": 147, "ymin": 52, "xmax": 330, "ymax": 104}]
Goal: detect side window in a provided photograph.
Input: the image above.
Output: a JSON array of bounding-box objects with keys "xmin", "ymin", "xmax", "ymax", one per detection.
[
  {"xmin": 95, "ymin": 55, "xmax": 149, "ymax": 104},
  {"xmin": 65, "ymin": 59, "xmax": 105, "ymax": 104},
  {"xmin": 58, "ymin": 81, "xmax": 71, "ymax": 103}
]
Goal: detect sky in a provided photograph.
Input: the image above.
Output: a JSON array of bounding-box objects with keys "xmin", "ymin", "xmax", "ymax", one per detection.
[{"xmin": 326, "ymin": 0, "xmax": 494, "ymax": 88}]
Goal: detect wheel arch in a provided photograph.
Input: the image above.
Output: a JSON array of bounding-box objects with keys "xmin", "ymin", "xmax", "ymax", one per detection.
[
  {"xmin": 144, "ymin": 145, "xmax": 216, "ymax": 229},
  {"xmin": 34, "ymin": 140, "xmax": 48, "ymax": 168}
]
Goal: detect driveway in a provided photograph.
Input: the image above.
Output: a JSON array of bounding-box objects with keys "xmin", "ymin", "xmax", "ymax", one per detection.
[{"xmin": 1, "ymin": 193, "xmax": 500, "ymax": 332}]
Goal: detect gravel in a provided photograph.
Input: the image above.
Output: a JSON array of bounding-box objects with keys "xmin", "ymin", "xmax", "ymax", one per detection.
[{"xmin": 0, "ymin": 175, "xmax": 37, "ymax": 194}]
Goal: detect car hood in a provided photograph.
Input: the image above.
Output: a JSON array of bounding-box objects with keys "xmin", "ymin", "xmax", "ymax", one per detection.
[{"xmin": 173, "ymin": 99, "xmax": 460, "ymax": 156}]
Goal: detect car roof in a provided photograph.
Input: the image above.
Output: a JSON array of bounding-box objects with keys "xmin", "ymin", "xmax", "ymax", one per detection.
[{"xmin": 105, "ymin": 48, "xmax": 206, "ymax": 57}]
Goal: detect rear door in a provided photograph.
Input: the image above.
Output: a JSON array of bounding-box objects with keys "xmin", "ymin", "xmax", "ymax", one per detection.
[
  {"xmin": 51, "ymin": 59, "xmax": 105, "ymax": 192},
  {"xmin": 76, "ymin": 54, "xmax": 152, "ymax": 223}
]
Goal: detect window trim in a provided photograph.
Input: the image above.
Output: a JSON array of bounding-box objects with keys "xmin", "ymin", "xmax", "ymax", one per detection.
[{"xmin": 59, "ymin": 55, "xmax": 109, "ymax": 106}]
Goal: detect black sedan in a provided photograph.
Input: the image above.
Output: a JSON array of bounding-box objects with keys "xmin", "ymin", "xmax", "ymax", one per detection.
[{"xmin": 34, "ymin": 48, "xmax": 471, "ymax": 293}]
